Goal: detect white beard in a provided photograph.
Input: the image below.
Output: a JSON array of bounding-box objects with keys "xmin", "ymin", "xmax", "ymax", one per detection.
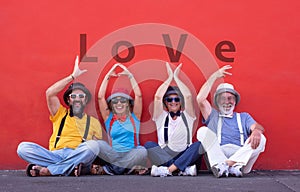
[{"xmin": 219, "ymin": 104, "xmax": 235, "ymax": 115}]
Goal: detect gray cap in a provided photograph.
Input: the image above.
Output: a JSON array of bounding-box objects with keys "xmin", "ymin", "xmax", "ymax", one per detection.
[
  {"xmin": 106, "ymin": 92, "xmax": 133, "ymax": 103},
  {"xmin": 106, "ymin": 88, "xmax": 134, "ymax": 105}
]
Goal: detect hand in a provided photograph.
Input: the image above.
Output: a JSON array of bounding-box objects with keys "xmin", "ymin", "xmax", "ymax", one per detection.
[
  {"xmin": 248, "ymin": 129, "xmax": 261, "ymax": 149},
  {"xmin": 71, "ymin": 55, "xmax": 88, "ymax": 78},
  {"xmin": 214, "ymin": 65, "xmax": 232, "ymax": 79},
  {"xmin": 117, "ymin": 64, "xmax": 133, "ymax": 78},
  {"xmin": 174, "ymin": 63, "xmax": 182, "ymax": 79},
  {"xmin": 166, "ymin": 62, "xmax": 173, "ymax": 78},
  {"xmin": 106, "ymin": 63, "xmax": 120, "ymax": 79}
]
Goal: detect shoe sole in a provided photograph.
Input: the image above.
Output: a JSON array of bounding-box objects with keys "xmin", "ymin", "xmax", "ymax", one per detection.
[
  {"xmin": 233, "ymin": 169, "xmax": 243, "ymax": 177},
  {"xmin": 211, "ymin": 166, "xmax": 227, "ymax": 178},
  {"xmin": 211, "ymin": 166, "xmax": 221, "ymax": 178},
  {"xmin": 74, "ymin": 163, "xmax": 82, "ymax": 177},
  {"xmin": 150, "ymin": 167, "xmax": 156, "ymax": 177},
  {"xmin": 26, "ymin": 164, "xmax": 39, "ymax": 177},
  {"xmin": 229, "ymin": 167, "xmax": 243, "ymax": 177},
  {"xmin": 229, "ymin": 173, "xmax": 243, "ymax": 177}
]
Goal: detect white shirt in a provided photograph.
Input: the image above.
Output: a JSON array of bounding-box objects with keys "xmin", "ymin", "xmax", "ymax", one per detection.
[{"xmin": 153, "ymin": 110, "xmax": 195, "ymax": 152}]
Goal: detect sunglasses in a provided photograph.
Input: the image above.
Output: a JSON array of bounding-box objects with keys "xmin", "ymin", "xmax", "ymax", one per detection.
[
  {"xmin": 218, "ymin": 95, "xmax": 236, "ymax": 103},
  {"xmin": 69, "ymin": 93, "xmax": 86, "ymax": 99},
  {"xmin": 165, "ymin": 97, "xmax": 180, "ymax": 103},
  {"xmin": 111, "ymin": 97, "xmax": 128, "ymax": 104}
]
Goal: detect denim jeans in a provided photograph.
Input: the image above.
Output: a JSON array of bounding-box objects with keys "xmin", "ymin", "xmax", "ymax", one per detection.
[
  {"xmin": 145, "ymin": 141, "xmax": 203, "ymax": 171},
  {"xmin": 17, "ymin": 140, "xmax": 99, "ymax": 176}
]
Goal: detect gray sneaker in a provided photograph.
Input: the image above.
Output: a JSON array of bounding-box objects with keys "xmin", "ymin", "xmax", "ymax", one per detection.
[
  {"xmin": 179, "ymin": 165, "xmax": 197, "ymax": 176},
  {"xmin": 211, "ymin": 162, "xmax": 229, "ymax": 178},
  {"xmin": 102, "ymin": 165, "xmax": 114, "ymax": 176},
  {"xmin": 229, "ymin": 164, "xmax": 243, "ymax": 177},
  {"xmin": 150, "ymin": 165, "xmax": 171, "ymax": 177}
]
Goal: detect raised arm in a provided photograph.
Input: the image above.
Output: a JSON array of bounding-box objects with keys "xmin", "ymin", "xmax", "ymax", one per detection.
[
  {"xmin": 46, "ymin": 56, "xmax": 87, "ymax": 116},
  {"xmin": 173, "ymin": 63, "xmax": 195, "ymax": 118},
  {"xmin": 98, "ymin": 63, "xmax": 119, "ymax": 121},
  {"xmin": 118, "ymin": 64, "xmax": 142, "ymax": 120},
  {"xmin": 197, "ymin": 65, "xmax": 232, "ymax": 120},
  {"xmin": 153, "ymin": 62, "xmax": 173, "ymax": 120}
]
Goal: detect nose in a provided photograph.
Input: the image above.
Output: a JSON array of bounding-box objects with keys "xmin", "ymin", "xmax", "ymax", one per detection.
[{"xmin": 73, "ymin": 96, "xmax": 81, "ymax": 101}]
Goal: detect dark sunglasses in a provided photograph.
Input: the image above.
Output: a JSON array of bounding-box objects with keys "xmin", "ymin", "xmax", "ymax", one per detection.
[
  {"xmin": 69, "ymin": 93, "xmax": 86, "ymax": 99},
  {"xmin": 111, "ymin": 97, "xmax": 128, "ymax": 104},
  {"xmin": 165, "ymin": 97, "xmax": 180, "ymax": 103}
]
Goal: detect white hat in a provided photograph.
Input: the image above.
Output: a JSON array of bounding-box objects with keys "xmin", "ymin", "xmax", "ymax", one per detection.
[{"xmin": 213, "ymin": 83, "xmax": 240, "ymax": 107}]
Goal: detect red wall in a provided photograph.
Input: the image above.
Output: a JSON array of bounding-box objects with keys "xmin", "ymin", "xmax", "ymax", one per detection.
[{"xmin": 1, "ymin": 0, "xmax": 299, "ymax": 170}]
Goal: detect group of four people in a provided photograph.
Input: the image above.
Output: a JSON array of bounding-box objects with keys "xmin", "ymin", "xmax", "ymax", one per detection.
[{"xmin": 17, "ymin": 56, "xmax": 266, "ymax": 178}]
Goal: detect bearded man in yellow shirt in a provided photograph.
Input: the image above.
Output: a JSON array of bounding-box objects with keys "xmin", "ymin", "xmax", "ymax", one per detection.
[{"xmin": 17, "ymin": 56, "xmax": 102, "ymax": 177}]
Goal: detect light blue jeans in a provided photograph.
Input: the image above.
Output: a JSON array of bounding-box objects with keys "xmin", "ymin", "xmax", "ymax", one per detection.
[{"xmin": 17, "ymin": 140, "xmax": 99, "ymax": 176}]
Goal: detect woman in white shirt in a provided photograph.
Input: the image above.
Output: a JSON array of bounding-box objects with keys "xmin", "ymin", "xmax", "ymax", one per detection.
[{"xmin": 145, "ymin": 62, "xmax": 203, "ymax": 177}]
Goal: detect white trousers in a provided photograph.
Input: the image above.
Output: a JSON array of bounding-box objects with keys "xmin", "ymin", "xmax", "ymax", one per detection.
[{"xmin": 197, "ymin": 126, "xmax": 266, "ymax": 174}]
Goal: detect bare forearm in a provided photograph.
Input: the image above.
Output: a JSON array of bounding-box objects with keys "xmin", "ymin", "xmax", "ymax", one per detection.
[
  {"xmin": 155, "ymin": 76, "xmax": 172, "ymax": 100},
  {"xmin": 46, "ymin": 75, "xmax": 74, "ymax": 98},
  {"xmin": 174, "ymin": 76, "xmax": 192, "ymax": 98},
  {"xmin": 197, "ymin": 73, "xmax": 217, "ymax": 103},
  {"xmin": 174, "ymin": 75, "xmax": 195, "ymax": 116},
  {"xmin": 129, "ymin": 75, "xmax": 142, "ymax": 97},
  {"xmin": 197, "ymin": 65, "xmax": 232, "ymax": 103},
  {"xmin": 98, "ymin": 74, "xmax": 109, "ymax": 100}
]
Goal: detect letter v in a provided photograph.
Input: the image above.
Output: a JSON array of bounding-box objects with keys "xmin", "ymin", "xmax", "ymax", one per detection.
[{"xmin": 162, "ymin": 34, "xmax": 187, "ymax": 62}]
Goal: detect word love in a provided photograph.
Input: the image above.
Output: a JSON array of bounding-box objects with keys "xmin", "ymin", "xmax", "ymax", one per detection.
[{"xmin": 79, "ymin": 34, "xmax": 236, "ymax": 63}]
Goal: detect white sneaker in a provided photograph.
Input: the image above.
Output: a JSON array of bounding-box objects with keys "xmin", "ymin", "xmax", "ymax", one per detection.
[
  {"xmin": 229, "ymin": 164, "xmax": 243, "ymax": 177},
  {"xmin": 150, "ymin": 165, "xmax": 171, "ymax": 177},
  {"xmin": 211, "ymin": 162, "xmax": 229, "ymax": 178},
  {"xmin": 179, "ymin": 165, "xmax": 197, "ymax": 176}
]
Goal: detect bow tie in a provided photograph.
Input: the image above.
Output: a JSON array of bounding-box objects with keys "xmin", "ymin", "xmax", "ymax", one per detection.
[
  {"xmin": 112, "ymin": 114, "xmax": 127, "ymax": 122},
  {"xmin": 170, "ymin": 111, "xmax": 181, "ymax": 118},
  {"xmin": 219, "ymin": 113, "xmax": 233, "ymax": 118}
]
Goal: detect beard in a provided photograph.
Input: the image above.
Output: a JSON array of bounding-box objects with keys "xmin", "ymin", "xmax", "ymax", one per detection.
[
  {"xmin": 219, "ymin": 104, "xmax": 235, "ymax": 115},
  {"xmin": 70, "ymin": 101, "xmax": 85, "ymax": 118}
]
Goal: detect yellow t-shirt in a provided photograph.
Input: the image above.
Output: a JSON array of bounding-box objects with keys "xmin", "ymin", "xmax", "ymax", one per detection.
[{"xmin": 48, "ymin": 105, "xmax": 102, "ymax": 151}]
